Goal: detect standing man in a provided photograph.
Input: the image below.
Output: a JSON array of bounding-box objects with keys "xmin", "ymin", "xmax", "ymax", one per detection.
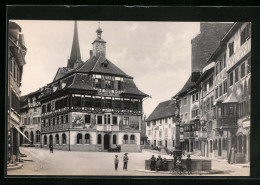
[
  {"xmin": 230, "ymin": 145, "xmax": 237, "ymax": 164},
  {"xmin": 114, "ymin": 155, "xmax": 119, "ymax": 171},
  {"xmin": 123, "ymin": 153, "xmax": 129, "ymax": 171},
  {"xmin": 186, "ymin": 154, "xmax": 192, "ymax": 174},
  {"xmin": 49, "ymin": 144, "xmax": 53, "ymax": 153}
]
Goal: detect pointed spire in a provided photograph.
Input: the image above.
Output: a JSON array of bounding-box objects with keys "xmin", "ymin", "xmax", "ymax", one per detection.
[{"xmin": 67, "ymin": 21, "xmax": 82, "ymax": 68}]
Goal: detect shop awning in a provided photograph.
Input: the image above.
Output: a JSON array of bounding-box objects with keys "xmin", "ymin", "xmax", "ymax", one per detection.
[
  {"xmin": 12, "ymin": 124, "xmax": 31, "ymax": 143},
  {"xmin": 222, "ymin": 93, "xmax": 238, "ymax": 104}
]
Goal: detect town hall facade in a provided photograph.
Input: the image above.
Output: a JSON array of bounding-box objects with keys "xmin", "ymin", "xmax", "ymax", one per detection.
[{"xmin": 39, "ymin": 22, "xmax": 148, "ymax": 152}]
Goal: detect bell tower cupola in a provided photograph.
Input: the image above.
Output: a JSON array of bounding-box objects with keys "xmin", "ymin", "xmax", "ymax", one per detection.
[{"xmin": 92, "ymin": 23, "xmax": 106, "ymax": 58}]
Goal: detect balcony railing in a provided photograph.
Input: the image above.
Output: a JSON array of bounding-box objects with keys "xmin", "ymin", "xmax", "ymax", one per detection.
[
  {"xmin": 96, "ymin": 125, "xmax": 119, "ymax": 131},
  {"xmin": 42, "ymin": 123, "xmax": 70, "ymax": 132}
]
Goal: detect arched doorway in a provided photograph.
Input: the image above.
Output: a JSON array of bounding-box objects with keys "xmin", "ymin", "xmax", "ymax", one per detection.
[
  {"xmin": 104, "ymin": 134, "xmax": 110, "ymax": 149},
  {"xmin": 30, "ymin": 131, "xmax": 34, "ymax": 144},
  {"xmin": 49, "ymin": 135, "xmax": 53, "ymax": 145}
]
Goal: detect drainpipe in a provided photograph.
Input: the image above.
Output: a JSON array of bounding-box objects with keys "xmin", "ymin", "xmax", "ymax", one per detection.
[{"xmin": 69, "ymin": 129, "xmax": 70, "ymax": 151}]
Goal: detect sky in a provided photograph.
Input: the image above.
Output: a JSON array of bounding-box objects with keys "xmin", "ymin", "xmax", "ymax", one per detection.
[{"xmin": 12, "ymin": 20, "xmax": 200, "ymax": 117}]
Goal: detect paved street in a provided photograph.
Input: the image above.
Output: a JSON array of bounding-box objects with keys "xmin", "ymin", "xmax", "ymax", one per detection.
[{"xmin": 7, "ymin": 147, "xmax": 249, "ymax": 176}]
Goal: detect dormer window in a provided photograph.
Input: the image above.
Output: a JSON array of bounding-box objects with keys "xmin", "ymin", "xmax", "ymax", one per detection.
[{"xmin": 101, "ymin": 60, "xmax": 109, "ymax": 68}]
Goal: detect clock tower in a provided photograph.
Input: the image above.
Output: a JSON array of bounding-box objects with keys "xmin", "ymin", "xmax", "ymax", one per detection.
[{"xmin": 92, "ymin": 25, "xmax": 106, "ymax": 58}]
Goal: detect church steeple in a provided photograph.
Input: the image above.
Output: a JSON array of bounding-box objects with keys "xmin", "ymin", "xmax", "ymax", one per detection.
[{"xmin": 67, "ymin": 21, "xmax": 82, "ymax": 69}]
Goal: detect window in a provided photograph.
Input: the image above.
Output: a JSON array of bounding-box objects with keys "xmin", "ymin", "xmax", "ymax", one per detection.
[
  {"xmin": 219, "ymin": 60, "xmax": 223, "ymax": 72},
  {"xmin": 95, "ymin": 78, "xmax": 101, "ymax": 88},
  {"xmin": 229, "ymin": 42, "xmax": 234, "ymax": 57},
  {"xmin": 124, "ymin": 100, "xmax": 130, "ymax": 110},
  {"xmin": 113, "ymin": 135, "xmax": 117, "ymax": 144},
  {"xmin": 113, "ymin": 116, "xmax": 118, "ymax": 125},
  {"xmin": 118, "ymin": 81, "xmax": 123, "ymax": 91},
  {"xmin": 66, "ymin": 114, "xmax": 69, "ymax": 123},
  {"xmin": 48, "ymin": 118, "xmax": 51, "ymax": 126},
  {"xmin": 160, "ymin": 119, "xmax": 162, "ymax": 125},
  {"xmin": 215, "ymin": 63, "xmax": 219, "ymax": 75},
  {"xmin": 55, "ymin": 98, "xmax": 68, "ymax": 110},
  {"xmin": 55, "ymin": 134, "xmax": 59, "ymax": 145},
  {"xmin": 77, "ymin": 133, "xmax": 83, "ymax": 144},
  {"xmin": 241, "ymin": 24, "xmax": 251, "ymax": 45},
  {"xmin": 183, "ymin": 97, "xmax": 187, "ymax": 105},
  {"xmin": 42, "ymin": 105, "xmax": 46, "ymax": 113},
  {"xmin": 33, "ymin": 117, "xmax": 38, "ymax": 124},
  {"xmin": 210, "ymin": 96, "xmax": 213, "ymax": 110},
  {"xmin": 203, "ymin": 83, "xmax": 207, "ymax": 92},
  {"xmin": 34, "ymin": 108, "xmax": 37, "ymax": 113},
  {"xmin": 165, "ymin": 118, "xmax": 168, "ymax": 123},
  {"xmin": 53, "ymin": 117, "xmax": 55, "ymax": 126},
  {"xmin": 95, "ymin": 98, "xmax": 102, "ymax": 108},
  {"xmin": 104, "ymin": 114, "xmax": 111, "ymax": 124},
  {"xmin": 124, "ymin": 135, "xmax": 128, "ymax": 144},
  {"xmin": 14, "ymin": 61, "xmax": 16, "ymax": 79},
  {"xmin": 84, "ymin": 98, "xmax": 92, "ymax": 107},
  {"xmin": 123, "ymin": 117, "xmax": 129, "ymax": 125},
  {"xmin": 218, "ymin": 107, "xmax": 221, "ymax": 117},
  {"xmin": 98, "ymin": 134, "xmax": 102, "ymax": 144},
  {"xmin": 159, "ymin": 130, "xmax": 162, "ymax": 137},
  {"xmin": 165, "ymin": 128, "xmax": 168, "ymax": 137},
  {"xmin": 210, "ymin": 140, "xmax": 213, "ymax": 153},
  {"xmin": 72, "ymin": 96, "xmax": 82, "ymax": 107},
  {"xmin": 223, "ymin": 81, "xmax": 228, "ymax": 94},
  {"xmin": 223, "ymin": 54, "xmax": 226, "ymax": 68},
  {"xmin": 97, "ymin": 116, "xmax": 102, "ymax": 124},
  {"xmin": 44, "ymin": 135, "xmax": 47, "ymax": 145},
  {"xmin": 61, "ymin": 116, "xmax": 64, "ymax": 124},
  {"xmin": 24, "ymin": 118, "xmax": 27, "ymax": 125},
  {"xmin": 248, "ymin": 58, "xmax": 251, "ymax": 73},
  {"xmin": 219, "ymin": 84, "xmax": 223, "ymax": 97},
  {"xmin": 130, "ymin": 135, "xmax": 135, "ymax": 144},
  {"xmin": 47, "ymin": 103, "xmax": 51, "ymax": 112},
  {"xmin": 115, "ymin": 100, "xmax": 121, "ymax": 109},
  {"xmin": 235, "ymin": 68, "xmax": 239, "ymax": 83},
  {"xmin": 133, "ymin": 100, "xmax": 139, "ymax": 111},
  {"xmin": 57, "ymin": 116, "xmax": 59, "ymax": 124},
  {"xmin": 209, "ymin": 76, "xmax": 213, "ymax": 88},
  {"xmin": 85, "ymin": 134, "xmax": 90, "ymax": 144},
  {"xmin": 215, "ymin": 87, "xmax": 218, "ymax": 99},
  {"xmin": 36, "ymin": 131, "xmax": 40, "ymax": 142},
  {"xmin": 241, "ymin": 62, "xmax": 245, "ymax": 78},
  {"xmin": 105, "ymin": 99, "xmax": 112, "ymax": 109},
  {"xmin": 105, "ymin": 79, "xmax": 112, "ymax": 89},
  {"xmin": 229, "ymin": 72, "xmax": 234, "ymax": 86},
  {"xmin": 62, "ymin": 133, "xmax": 66, "ymax": 144},
  {"xmin": 85, "ymin": 115, "xmax": 91, "ymax": 124},
  {"xmin": 196, "ymin": 93, "xmax": 198, "ymax": 101}
]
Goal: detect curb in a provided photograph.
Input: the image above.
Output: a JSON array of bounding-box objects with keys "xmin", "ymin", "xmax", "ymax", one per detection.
[{"xmin": 7, "ymin": 163, "xmax": 23, "ymax": 171}]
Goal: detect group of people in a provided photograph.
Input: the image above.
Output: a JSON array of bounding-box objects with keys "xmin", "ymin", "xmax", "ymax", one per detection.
[
  {"xmin": 150, "ymin": 155, "xmax": 168, "ymax": 171},
  {"xmin": 114, "ymin": 153, "xmax": 129, "ymax": 171}
]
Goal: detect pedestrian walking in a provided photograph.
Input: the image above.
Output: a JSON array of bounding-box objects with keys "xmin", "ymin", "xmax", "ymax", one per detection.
[
  {"xmin": 114, "ymin": 155, "xmax": 119, "ymax": 170},
  {"xmin": 123, "ymin": 153, "xmax": 129, "ymax": 171},
  {"xmin": 186, "ymin": 154, "xmax": 192, "ymax": 174},
  {"xmin": 230, "ymin": 145, "xmax": 237, "ymax": 164},
  {"xmin": 150, "ymin": 155, "xmax": 156, "ymax": 171},
  {"xmin": 49, "ymin": 144, "xmax": 53, "ymax": 153}
]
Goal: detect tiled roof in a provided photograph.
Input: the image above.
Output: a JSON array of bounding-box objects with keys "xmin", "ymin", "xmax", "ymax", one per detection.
[
  {"xmin": 122, "ymin": 78, "xmax": 148, "ymax": 97},
  {"xmin": 67, "ymin": 73, "xmax": 96, "ymax": 91},
  {"xmin": 146, "ymin": 100, "xmax": 177, "ymax": 122},
  {"xmin": 174, "ymin": 75, "xmax": 196, "ymax": 98}
]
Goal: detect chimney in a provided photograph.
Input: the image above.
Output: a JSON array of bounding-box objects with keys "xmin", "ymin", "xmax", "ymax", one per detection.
[{"xmin": 89, "ymin": 50, "xmax": 93, "ymax": 58}]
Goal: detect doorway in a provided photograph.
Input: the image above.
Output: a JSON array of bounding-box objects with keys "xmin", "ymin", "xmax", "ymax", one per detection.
[
  {"xmin": 30, "ymin": 131, "xmax": 34, "ymax": 144},
  {"xmin": 165, "ymin": 140, "xmax": 167, "ymax": 148},
  {"xmin": 104, "ymin": 134, "xmax": 110, "ymax": 150}
]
